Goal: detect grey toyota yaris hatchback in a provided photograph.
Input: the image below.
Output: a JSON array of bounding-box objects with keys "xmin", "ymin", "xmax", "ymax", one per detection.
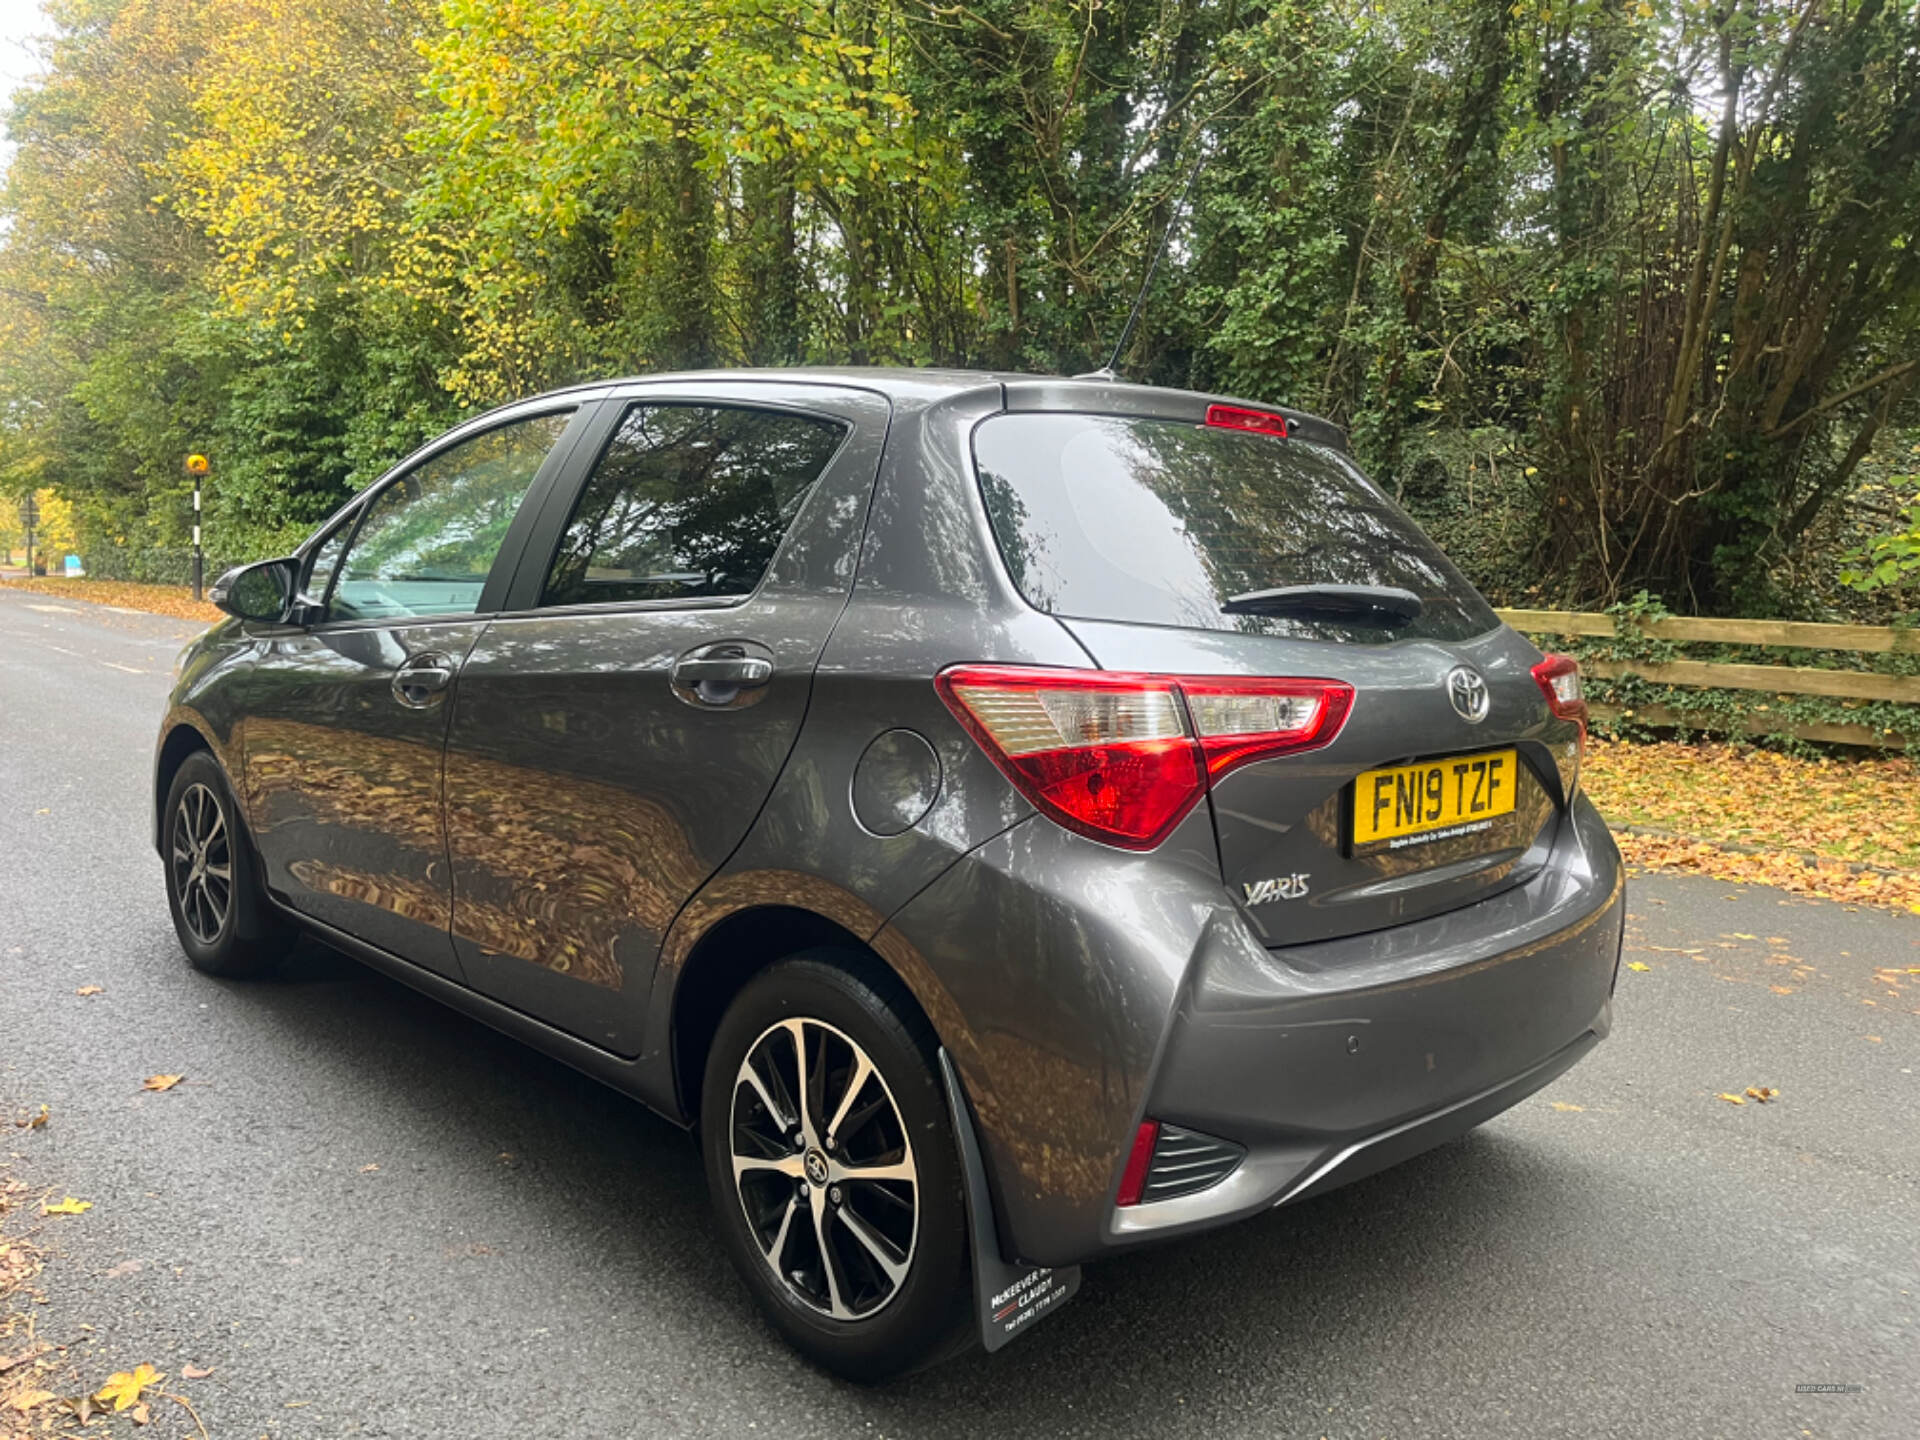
[{"xmin": 156, "ymin": 369, "xmax": 1621, "ymax": 1378}]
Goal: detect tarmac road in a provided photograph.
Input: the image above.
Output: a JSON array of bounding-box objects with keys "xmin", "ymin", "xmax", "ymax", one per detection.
[{"xmin": 2, "ymin": 588, "xmax": 1916, "ymax": 1439}]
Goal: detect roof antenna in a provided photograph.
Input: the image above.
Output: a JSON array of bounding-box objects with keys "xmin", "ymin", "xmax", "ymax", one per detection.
[{"xmin": 1077, "ymin": 148, "xmax": 1208, "ymax": 382}]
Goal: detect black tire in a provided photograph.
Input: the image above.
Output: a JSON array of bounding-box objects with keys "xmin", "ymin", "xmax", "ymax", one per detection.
[
  {"xmin": 700, "ymin": 951, "xmax": 973, "ymax": 1381},
  {"xmin": 162, "ymin": 750, "xmax": 292, "ymax": 978}
]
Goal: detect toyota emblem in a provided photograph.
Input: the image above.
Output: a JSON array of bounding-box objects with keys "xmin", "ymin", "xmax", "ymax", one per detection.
[{"xmin": 1447, "ymin": 666, "xmax": 1490, "ymax": 723}]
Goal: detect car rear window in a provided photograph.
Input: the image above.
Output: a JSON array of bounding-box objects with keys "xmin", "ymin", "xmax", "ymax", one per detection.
[{"xmin": 972, "ymin": 412, "xmax": 1499, "ymax": 644}]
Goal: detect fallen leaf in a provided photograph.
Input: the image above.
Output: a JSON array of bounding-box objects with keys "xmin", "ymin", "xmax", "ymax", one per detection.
[
  {"xmin": 1716, "ymin": 1093, "xmax": 1747, "ymax": 1105},
  {"xmin": 1867, "ymin": 1035, "xmax": 1883, "ymax": 1043},
  {"xmin": 1625, "ymin": 960, "xmax": 1651, "ymax": 972},
  {"xmin": 8, "ymin": 1390, "xmax": 55, "ymax": 1414},
  {"xmin": 94, "ymin": 1364, "xmax": 163, "ymax": 1412},
  {"xmin": 1549, "ymin": 1101, "xmax": 1584, "ymax": 1112},
  {"xmin": 1770, "ymin": 985, "xmax": 1795, "ymax": 994},
  {"xmin": 41, "ymin": 1197, "xmax": 92, "ymax": 1216},
  {"xmin": 141, "ymin": 1075, "xmax": 183, "ymax": 1092},
  {"xmin": 13, "ymin": 1105, "xmax": 49, "ymax": 1130},
  {"xmin": 358, "ymin": 1164, "xmax": 379, "ymax": 1174},
  {"xmin": 76, "ymin": 985, "xmax": 103, "ymax": 996},
  {"xmin": 1745, "ymin": 1086, "xmax": 1779, "ymax": 1103},
  {"xmin": 130, "ymin": 1401, "xmax": 150, "ymax": 1426},
  {"xmin": 180, "ymin": 1364, "xmax": 214, "ymax": 1380}
]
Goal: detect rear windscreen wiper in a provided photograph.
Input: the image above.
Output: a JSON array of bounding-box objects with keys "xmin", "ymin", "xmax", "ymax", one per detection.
[{"xmin": 1221, "ymin": 584, "xmax": 1424, "ymax": 624}]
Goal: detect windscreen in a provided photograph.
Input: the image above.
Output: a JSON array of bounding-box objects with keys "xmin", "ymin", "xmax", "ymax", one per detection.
[{"xmin": 972, "ymin": 412, "xmax": 1499, "ymax": 644}]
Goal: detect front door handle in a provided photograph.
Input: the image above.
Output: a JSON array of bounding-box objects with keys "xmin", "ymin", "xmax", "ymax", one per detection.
[
  {"xmin": 392, "ymin": 652, "xmax": 455, "ymax": 709},
  {"xmin": 670, "ymin": 641, "xmax": 776, "ymax": 709}
]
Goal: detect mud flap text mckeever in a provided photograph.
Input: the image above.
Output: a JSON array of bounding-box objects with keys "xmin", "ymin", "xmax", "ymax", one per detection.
[{"xmin": 938, "ymin": 1049, "xmax": 1080, "ymax": 1352}]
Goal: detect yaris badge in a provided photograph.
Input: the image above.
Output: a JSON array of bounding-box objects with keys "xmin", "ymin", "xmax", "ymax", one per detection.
[
  {"xmin": 1447, "ymin": 666, "xmax": 1490, "ymax": 723},
  {"xmin": 1242, "ymin": 873, "xmax": 1311, "ymax": 906}
]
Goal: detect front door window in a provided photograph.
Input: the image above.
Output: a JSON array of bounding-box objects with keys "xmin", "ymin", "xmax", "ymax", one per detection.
[{"xmin": 329, "ymin": 412, "xmax": 572, "ymax": 622}]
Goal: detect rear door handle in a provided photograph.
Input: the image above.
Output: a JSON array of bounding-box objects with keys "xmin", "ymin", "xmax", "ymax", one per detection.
[
  {"xmin": 671, "ymin": 641, "xmax": 776, "ymax": 708},
  {"xmin": 672, "ymin": 656, "xmax": 773, "ymax": 687},
  {"xmin": 392, "ymin": 652, "xmax": 455, "ymax": 709}
]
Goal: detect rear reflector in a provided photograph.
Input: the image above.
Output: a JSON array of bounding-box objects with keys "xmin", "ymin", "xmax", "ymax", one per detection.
[
  {"xmin": 1115, "ymin": 1120, "xmax": 1161, "ymax": 1207},
  {"xmin": 937, "ymin": 665, "xmax": 1353, "ymax": 849},
  {"xmin": 1204, "ymin": 403, "xmax": 1289, "ymax": 438}
]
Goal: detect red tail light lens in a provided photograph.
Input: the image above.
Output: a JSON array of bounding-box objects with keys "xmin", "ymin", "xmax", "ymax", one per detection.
[
  {"xmin": 937, "ymin": 665, "xmax": 1354, "ymax": 850},
  {"xmin": 1532, "ymin": 653, "xmax": 1588, "ymax": 799},
  {"xmin": 1180, "ymin": 677, "xmax": 1354, "ymax": 779},
  {"xmin": 1204, "ymin": 402, "xmax": 1290, "ymax": 438},
  {"xmin": 1531, "ymin": 654, "xmax": 1587, "ymax": 729},
  {"xmin": 1115, "ymin": 1119, "xmax": 1160, "ymax": 1207}
]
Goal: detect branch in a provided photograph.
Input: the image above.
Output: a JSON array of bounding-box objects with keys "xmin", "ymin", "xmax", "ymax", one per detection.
[{"xmin": 1763, "ymin": 359, "xmax": 1918, "ymax": 440}]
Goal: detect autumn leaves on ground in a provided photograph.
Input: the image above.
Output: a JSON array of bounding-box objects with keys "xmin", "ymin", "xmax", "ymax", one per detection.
[
  {"xmin": 3, "ymin": 1078, "xmax": 212, "ymax": 1440},
  {"xmin": 1583, "ymin": 739, "xmax": 1920, "ymax": 914},
  {"xmin": 0, "ymin": 579, "xmax": 220, "ymax": 626}
]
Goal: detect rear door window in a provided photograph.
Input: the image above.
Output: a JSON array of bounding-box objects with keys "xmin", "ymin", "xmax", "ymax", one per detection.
[
  {"xmin": 539, "ymin": 403, "xmax": 848, "ymax": 607},
  {"xmin": 972, "ymin": 412, "xmax": 1498, "ymax": 643}
]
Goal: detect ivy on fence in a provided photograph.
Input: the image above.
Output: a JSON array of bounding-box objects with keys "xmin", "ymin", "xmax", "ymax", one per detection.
[{"xmin": 1548, "ymin": 592, "xmax": 1920, "ymax": 756}]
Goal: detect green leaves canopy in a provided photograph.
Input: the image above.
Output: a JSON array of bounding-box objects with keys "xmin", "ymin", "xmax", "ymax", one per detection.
[{"xmin": 1, "ymin": 0, "xmax": 1916, "ymax": 615}]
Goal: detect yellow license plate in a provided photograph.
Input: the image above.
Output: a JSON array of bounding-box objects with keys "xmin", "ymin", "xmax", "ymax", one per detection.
[{"xmin": 1352, "ymin": 749, "xmax": 1518, "ymax": 849}]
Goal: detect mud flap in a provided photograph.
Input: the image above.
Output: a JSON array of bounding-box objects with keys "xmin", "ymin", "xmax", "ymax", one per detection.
[{"xmin": 938, "ymin": 1048, "xmax": 1080, "ymax": 1353}]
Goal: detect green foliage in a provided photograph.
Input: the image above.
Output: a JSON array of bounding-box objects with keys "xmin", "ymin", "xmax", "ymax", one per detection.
[
  {"xmin": 1838, "ymin": 474, "xmax": 1920, "ymax": 605},
  {"xmin": 80, "ymin": 546, "xmax": 245, "ymax": 586},
  {"xmin": 0, "ymin": 0, "xmax": 1916, "ymax": 604}
]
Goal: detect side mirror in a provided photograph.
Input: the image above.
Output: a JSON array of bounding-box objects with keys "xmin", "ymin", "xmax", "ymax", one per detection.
[{"xmin": 209, "ymin": 557, "xmax": 300, "ymax": 624}]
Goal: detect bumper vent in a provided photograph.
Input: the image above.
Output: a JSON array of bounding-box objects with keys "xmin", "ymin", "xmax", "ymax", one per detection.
[{"xmin": 1141, "ymin": 1124, "xmax": 1245, "ymax": 1203}]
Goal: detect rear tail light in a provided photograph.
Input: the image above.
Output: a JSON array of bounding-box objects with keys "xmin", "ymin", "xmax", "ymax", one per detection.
[
  {"xmin": 937, "ymin": 664, "xmax": 1353, "ymax": 850},
  {"xmin": 1531, "ymin": 654, "xmax": 1587, "ymax": 728},
  {"xmin": 1532, "ymin": 653, "xmax": 1588, "ymax": 798}
]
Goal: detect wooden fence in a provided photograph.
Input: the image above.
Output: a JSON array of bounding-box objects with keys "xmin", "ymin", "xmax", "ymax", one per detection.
[{"xmin": 1494, "ymin": 609, "xmax": 1920, "ymax": 748}]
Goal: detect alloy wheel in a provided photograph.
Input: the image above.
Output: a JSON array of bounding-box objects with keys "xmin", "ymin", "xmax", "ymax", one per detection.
[
  {"xmin": 170, "ymin": 781, "xmax": 232, "ymax": 946},
  {"xmin": 729, "ymin": 1017, "xmax": 919, "ymax": 1320}
]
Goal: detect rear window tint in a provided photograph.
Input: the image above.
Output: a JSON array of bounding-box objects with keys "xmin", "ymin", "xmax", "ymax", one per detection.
[
  {"xmin": 972, "ymin": 413, "xmax": 1499, "ymax": 644},
  {"xmin": 541, "ymin": 403, "xmax": 846, "ymax": 607}
]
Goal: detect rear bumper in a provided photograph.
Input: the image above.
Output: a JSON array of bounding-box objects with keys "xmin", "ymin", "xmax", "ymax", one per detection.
[
  {"xmin": 1111, "ymin": 792, "xmax": 1622, "ymax": 1245},
  {"xmin": 878, "ymin": 792, "xmax": 1622, "ymax": 1267}
]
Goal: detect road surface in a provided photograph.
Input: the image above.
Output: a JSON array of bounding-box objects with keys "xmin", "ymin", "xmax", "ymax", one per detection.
[{"xmin": 2, "ymin": 590, "xmax": 1915, "ymax": 1438}]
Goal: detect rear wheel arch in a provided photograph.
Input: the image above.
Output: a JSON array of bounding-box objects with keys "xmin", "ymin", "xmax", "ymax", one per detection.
[{"xmin": 670, "ymin": 906, "xmax": 941, "ymax": 1125}]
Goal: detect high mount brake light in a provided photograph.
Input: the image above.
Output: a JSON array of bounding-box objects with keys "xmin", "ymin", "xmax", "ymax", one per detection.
[
  {"xmin": 936, "ymin": 665, "xmax": 1354, "ymax": 850},
  {"xmin": 1204, "ymin": 403, "xmax": 1290, "ymax": 438}
]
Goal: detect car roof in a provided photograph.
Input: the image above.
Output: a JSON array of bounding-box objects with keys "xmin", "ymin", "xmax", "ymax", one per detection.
[{"xmin": 505, "ymin": 366, "xmax": 1349, "ymax": 448}]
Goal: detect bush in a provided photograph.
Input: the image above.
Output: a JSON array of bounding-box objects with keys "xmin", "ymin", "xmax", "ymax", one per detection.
[{"xmin": 80, "ymin": 547, "xmax": 250, "ymax": 586}]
